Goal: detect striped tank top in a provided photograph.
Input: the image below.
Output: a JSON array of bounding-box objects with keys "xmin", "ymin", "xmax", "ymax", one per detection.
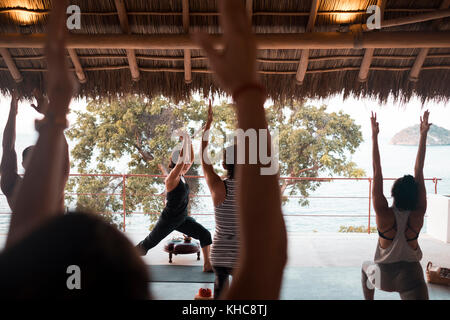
[{"xmin": 210, "ymin": 179, "xmax": 240, "ymax": 268}]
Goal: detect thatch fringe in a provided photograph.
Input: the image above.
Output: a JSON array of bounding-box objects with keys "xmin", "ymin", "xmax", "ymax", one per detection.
[{"xmin": 0, "ymin": 0, "xmax": 449, "ymax": 103}]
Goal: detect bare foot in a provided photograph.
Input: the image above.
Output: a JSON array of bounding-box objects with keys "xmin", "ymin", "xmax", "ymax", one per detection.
[{"xmin": 203, "ymin": 263, "xmax": 213, "ymax": 273}]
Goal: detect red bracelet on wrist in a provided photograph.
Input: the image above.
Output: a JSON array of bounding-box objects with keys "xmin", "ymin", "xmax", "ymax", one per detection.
[{"xmin": 232, "ymin": 83, "xmax": 267, "ymax": 102}]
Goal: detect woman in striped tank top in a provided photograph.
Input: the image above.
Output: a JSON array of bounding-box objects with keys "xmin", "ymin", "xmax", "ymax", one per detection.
[{"xmin": 201, "ymin": 102, "xmax": 240, "ymax": 299}]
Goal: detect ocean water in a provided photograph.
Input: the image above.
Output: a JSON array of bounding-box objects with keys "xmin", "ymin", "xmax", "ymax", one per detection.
[{"xmin": 1, "ymin": 134, "xmax": 449, "ymax": 235}]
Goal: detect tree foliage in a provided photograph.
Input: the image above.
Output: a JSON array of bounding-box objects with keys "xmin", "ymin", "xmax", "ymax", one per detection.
[
  {"xmin": 266, "ymin": 100, "xmax": 365, "ymax": 205},
  {"xmin": 66, "ymin": 96, "xmax": 364, "ymax": 227},
  {"xmin": 66, "ymin": 96, "xmax": 233, "ymax": 228}
]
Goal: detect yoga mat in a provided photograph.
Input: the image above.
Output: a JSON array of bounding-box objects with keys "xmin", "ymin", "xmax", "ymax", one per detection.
[{"xmin": 148, "ymin": 265, "xmax": 215, "ymax": 283}]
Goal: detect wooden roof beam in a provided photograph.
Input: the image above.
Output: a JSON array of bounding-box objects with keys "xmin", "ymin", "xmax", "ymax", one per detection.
[
  {"xmin": 114, "ymin": 0, "xmax": 140, "ymax": 81},
  {"xmin": 6, "ymin": 65, "xmax": 449, "ymax": 74},
  {"xmin": 358, "ymin": 0, "xmax": 386, "ymax": 83},
  {"xmin": 357, "ymin": 7, "xmax": 450, "ymax": 31},
  {"xmin": 67, "ymin": 48, "xmax": 87, "ymax": 83},
  {"xmin": 409, "ymin": 0, "xmax": 450, "ymax": 82},
  {"xmin": 0, "ymin": 48, "xmax": 23, "ymax": 83},
  {"xmin": 1, "ymin": 32, "xmax": 449, "ymax": 50},
  {"xmin": 296, "ymin": 0, "xmax": 320, "ymax": 85},
  {"xmin": 182, "ymin": 0, "xmax": 191, "ymax": 84}
]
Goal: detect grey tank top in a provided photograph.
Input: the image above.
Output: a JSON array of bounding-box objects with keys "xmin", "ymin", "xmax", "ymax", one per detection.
[{"xmin": 374, "ymin": 206, "xmax": 423, "ymax": 264}]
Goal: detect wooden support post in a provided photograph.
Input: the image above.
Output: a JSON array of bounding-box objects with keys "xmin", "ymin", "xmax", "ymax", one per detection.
[
  {"xmin": 0, "ymin": 48, "xmax": 23, "ymax": 83},
  {"xmin": 358, "ymin": 48, "xmax": 374, "ymax": 82},
  {"xmin": 306, "ymin": 0, "xmax": 320, "ymax": 32},
  {"xmin": 296, "ymin": 0, "xmax": 320, "ymax": 85},
  {"xmin": 409, "ymin": 0, "xmax": 450, "ymax": 82},
  {"xmin": 358, "ymin": 0, "xmax": 386, "ymax": 82},
  {"xmin": 67, "ymin": 48, "xmax": 87, "ymax": 83},
  {"xmin": 409, "ymin": 48, "xmax": 430, "ymax": 82},
  {"xmin": 182, "ymin": 0, "xmax": 191, "ymax": 84},
  {"xmin": 114, "ymin": 0, "xmax": 140, "ymax": 81},
  {"xmin": 296, "ymin": 49, "xmax": 310, "ymax": 85}
]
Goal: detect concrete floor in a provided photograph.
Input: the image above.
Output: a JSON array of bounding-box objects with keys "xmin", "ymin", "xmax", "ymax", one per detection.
[
  {"xmin": 126, "ymin": 232, "xmax": 450, "ymax": 300},
  {"xmin": 1, "ymin": 232, "xmax": 449, "ymax": 299}
]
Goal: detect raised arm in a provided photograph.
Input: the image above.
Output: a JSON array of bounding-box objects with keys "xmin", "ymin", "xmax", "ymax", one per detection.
[
  {"xmin": 32, "ymin": 88, "xmax": 70, "ymax": 212},
  {"xmin": 165, "ymin": 135, "xmax": 194, "ymax": 191},
  {"xmin": 414, "ymin": 110, "xmax": 431, "ymax": 215},
  {"xmin": 195, "ymin": 0, "xmax": 287, "ymax": 299},
  {"xmin": 0, "ymin": 91, "xmax": 20, "ymax": 206},
  {"xmin": 6, "ymin": 0, "xmax": 75, "ymax": 248},
  {"xmin": 371, "ymin": 112, "xmax": 389, "ymax": 215},
  {"xmin": 201, "ymin": 100, "xmax": 225, "ymax": 206}
]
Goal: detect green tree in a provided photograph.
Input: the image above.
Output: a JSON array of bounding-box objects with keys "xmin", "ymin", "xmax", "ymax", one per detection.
[
  {"xmin": 66, "ymin": 96, "xmax": 364, "ymax": 228},
  {"xmin": 66, "ymin": 96, "xmax": 236, "ymax": 229},
  {"xmin": 266, "ymin": 100, "xmax": 365, "ymax": 205}
]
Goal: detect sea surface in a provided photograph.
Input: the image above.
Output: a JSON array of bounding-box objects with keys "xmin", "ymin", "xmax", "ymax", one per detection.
[{"xmin": 1, "ymin": 133, "xmax": 449, "ymax": 235}]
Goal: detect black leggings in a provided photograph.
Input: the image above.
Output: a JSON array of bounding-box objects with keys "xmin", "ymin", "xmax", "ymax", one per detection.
[
  {"xmin": 213, "ymin": 266, "xmax": 233, "ymax": 299},
  {"xmin": 141, "ymin": 213, "xmax": 212, "ymax": 251}
]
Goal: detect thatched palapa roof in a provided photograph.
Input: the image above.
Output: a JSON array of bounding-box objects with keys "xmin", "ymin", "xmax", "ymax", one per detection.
[{"xmin": 0, "ymin": 0, "xmax": 449, "ymax": 102}]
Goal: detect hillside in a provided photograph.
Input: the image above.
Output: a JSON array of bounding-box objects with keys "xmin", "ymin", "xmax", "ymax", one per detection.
[{"xmin": 391, "ymin": 124, "xmax": 450, "ymax": 146}]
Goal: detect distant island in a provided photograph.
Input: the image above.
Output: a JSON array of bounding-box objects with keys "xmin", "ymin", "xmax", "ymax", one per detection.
[{"xmin": 391, "ymin": 124, "xmax": 450, "ymax": 146}]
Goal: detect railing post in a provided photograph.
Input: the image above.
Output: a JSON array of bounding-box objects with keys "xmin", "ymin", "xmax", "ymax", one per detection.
[
  {"xmin": 368, "ymin": 178, "xmax": 372, "ymax": 234},
  {"xmin": 122, "ymin": 174, "xmax": 126, "ymax": 232}
]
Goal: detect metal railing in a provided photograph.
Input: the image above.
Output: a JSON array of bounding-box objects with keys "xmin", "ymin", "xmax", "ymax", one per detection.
[{"xmin": 0, "ymin": 174, "xmax": 442, "ymax": 234}]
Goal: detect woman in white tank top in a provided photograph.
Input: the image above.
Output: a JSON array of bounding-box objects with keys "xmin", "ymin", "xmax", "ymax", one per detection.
[{"xmin": 361, "ymin": 111, "xmax": 431, "ymax": 300}]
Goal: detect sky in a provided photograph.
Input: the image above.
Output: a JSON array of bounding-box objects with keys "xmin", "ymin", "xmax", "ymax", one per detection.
[
  {"xmin": 315, "ymin": 94, "xmax": 450, "ymax": 144},
  {"xmin": 0, "ymin": 92, "xmax": 449, "ymax": 155}
]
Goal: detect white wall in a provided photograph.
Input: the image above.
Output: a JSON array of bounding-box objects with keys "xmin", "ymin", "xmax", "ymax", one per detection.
[{"xmin": 426, "ymin": 194, "xmax": 450, "ymax": 243}]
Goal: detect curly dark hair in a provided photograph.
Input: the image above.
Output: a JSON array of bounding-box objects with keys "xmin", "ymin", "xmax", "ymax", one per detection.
[{"xmin": 391, "ymin": 175, "xmax": 419, "ymax": 211}]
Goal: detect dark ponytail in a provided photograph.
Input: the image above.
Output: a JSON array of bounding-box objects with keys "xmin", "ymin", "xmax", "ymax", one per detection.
[{"xmin": 223, "ymin": 145, "xmax": 237, "ymax": 180}]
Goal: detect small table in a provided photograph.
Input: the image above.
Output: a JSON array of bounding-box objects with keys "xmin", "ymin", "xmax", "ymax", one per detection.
[{"xmin": 164, "ymin": 238, "xmax": 201, "ymax": 263}]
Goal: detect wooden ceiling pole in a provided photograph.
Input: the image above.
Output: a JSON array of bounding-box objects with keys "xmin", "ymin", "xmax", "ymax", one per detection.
[
  {"xmin": 295, "ymin": 0, "xmax": 320, "ymax": 85},
  {"xmin": 358, "ymin": 0, "xmax": 386, "ymax": 83},
  {"xmin": 409, "ymin": 0, "xmax": 450, "ymax": 82},
  {"xmin": 182, "ymin": 0, "xmax": 191, "ymax": 84},
  {"xmin": 68, "ymin": 48, "xmax": 87, "ymax": 83},
  {"xmin": 380, "ymin": 8, "xmax": 450, "ymax": 29},
  {"xmin": 0, "ymin": 48, "xmax": 23, "ymax": 83},
  {"xmin": 354, "ymin": 7, "xmax": 450, "ymax": 31},
  {"xmin": 246, "ymin": 0, "xmax": 253, "ymax": 24},
  {"xmin": 114, "ymin": 0, "xmax": 140, "ymax": 81},
  {"xmin": 1, "ymin": 32, "xmax": 450, "ymax": 50}
]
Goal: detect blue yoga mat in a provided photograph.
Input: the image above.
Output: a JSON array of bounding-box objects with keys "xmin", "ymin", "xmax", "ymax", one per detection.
[{"xmin": 148, "ymin": 265, "xmax": 215, "ymax": 283}]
